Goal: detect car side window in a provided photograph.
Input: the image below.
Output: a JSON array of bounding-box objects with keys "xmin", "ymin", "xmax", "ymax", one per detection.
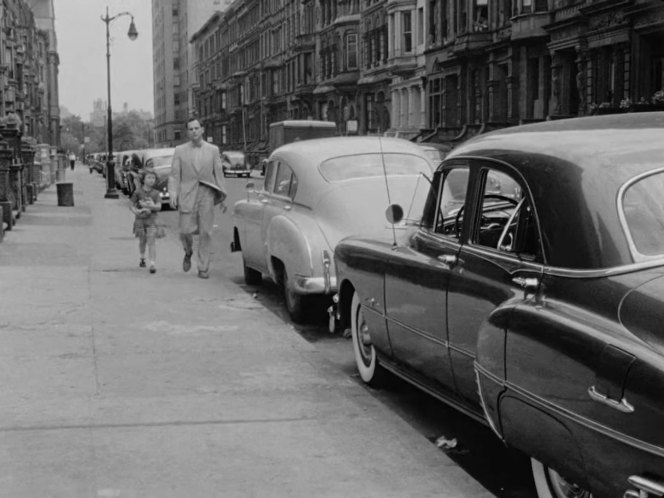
[
  {"xmin": 434, "ymin": 167, "xmax": 469, "ymax": 239},
  {"xmin": 473, "ymin": 168, "xmax": 542, "ymax": 261},
  {"xmin": 264, "ymin": 160, "xmax": 277, "ymax": 192},
  {"xmin": 273, "ymin": 162, "xmax": 295, "ymax": 198}
]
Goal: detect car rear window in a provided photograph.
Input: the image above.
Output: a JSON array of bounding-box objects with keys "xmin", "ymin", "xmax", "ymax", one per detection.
[
  {"xmin": 622, "ymin": 171, "xmax": 664, "ymax": 257},
  {"xmin": 147, "ymin": 155, "xmax": 173, "ymax": 168},
  {"xmin": 319, "ymin": 153, "xmax": 431, "ymax": 182}
]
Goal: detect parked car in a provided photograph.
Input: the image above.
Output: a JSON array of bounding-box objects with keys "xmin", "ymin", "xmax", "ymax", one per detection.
[
  {"xmin": 231, "ymin": 136, "xmax": 434, "ymax": 322},
  {"xmin": 418, "ymin": 142, "xmax": 452, "ymax": 165},
  {"xmin": 221, "ymin": 150, "xmax": 251, "ymax": 178},
  {"xmin": 332, "ymin": 112, "xmax": 664, "ymax": 498},
  {"xmin": 114, "ymin": 150, "xmax": 136, "ymax": 193},
  {"xmin": 143, "ymin": 148, "xmax": 175, "ymax": 207}
]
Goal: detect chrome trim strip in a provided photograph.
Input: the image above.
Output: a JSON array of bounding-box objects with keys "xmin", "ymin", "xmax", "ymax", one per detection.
[
  {"xmin": 377, "ymin": 357, "xmax": 487, "ymax": 426},
  {"xmin": 384, "ymin": 315, "xmax": 449, "ymax": 348},
  {"xmin": 505, "ymin": 381, "xmax": 664, "ymax": 458},
  {"xmin": 475, "ymin": 369, "xmax": 504, "ymax": 440},
  {"xmin": 542, "ymin": 259, "xmax": 664, "ymax": 279}
]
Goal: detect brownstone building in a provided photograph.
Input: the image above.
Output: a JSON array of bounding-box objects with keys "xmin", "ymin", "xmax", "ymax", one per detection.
[{"xmin": 191, "ymin": 0, "xmax": 664, "ymax": 155}]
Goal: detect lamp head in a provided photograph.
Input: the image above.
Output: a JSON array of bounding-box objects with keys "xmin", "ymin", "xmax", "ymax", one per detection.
[{"xmin": 127, "ymin": 18, "xmax": 138, "ymax": 41}]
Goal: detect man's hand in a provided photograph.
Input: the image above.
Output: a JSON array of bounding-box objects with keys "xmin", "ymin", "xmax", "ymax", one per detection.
[{"xmin": 169, "ymin": 195, "xmax": 178, "ymax": 210}]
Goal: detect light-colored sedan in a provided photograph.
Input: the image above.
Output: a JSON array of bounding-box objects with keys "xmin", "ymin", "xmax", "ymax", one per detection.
[{"xmin": 231, "ymin": 136, "xmax": 434, "ymax": 322}]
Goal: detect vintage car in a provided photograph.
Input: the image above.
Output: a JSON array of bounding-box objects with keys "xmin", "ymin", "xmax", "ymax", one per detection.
[
  {"xmin": 418, "ymin": 142, "xmax": 452, "ymax": 165},
  {"xmin": 221, "ymin": 150, "xmax": 251, "ymax": 178},
  {"xmin": 143, "ymin": 148, "xmax": 175, "ymax": 207},
  {"xmin": 333, "ymin": 112, "xmax": 664, "ymax": 498},
  {"xmin": 231, "ymin": 136, "xmax": 434, "ymax": 322}
]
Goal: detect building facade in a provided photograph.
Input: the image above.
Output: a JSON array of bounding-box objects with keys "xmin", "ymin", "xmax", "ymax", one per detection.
[
  {"xmin": 0, "ymin": 0, "xmax": 59, "ymax": 146},
  {"xmin": 191, "ymin": 0, "xmax": 664, "ymax": 156},
  {"xmin": 152, "ymin": 0, "xmax": 224, "ymax": 147}
]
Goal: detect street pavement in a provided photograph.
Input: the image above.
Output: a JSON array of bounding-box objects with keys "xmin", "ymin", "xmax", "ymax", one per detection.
[{"xmin": 0, "ymin": 165, "xmax": 494, "ymax": 498}]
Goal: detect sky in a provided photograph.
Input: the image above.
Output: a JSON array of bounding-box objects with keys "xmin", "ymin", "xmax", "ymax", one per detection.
[{"xmin": 54, "ymin": 0, "xmax": 154, "ymax": 120}]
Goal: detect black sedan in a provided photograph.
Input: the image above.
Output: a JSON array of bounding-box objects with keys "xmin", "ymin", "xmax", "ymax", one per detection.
[{"xmin": 333, "ymin": 112, "xmax": 664, "ymax": 498}]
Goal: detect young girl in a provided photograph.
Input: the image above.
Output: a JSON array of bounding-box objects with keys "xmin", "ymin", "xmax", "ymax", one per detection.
[{"xmin": 130, "ymin": 169, "xmax": 162, "ymax": 274}]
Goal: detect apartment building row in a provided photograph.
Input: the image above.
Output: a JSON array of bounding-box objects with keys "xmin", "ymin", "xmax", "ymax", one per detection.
[
  {"xmin": 0, "ymin": 0, "xmax": 60, "ymax": 230},
  {"xmin": 154, "ymin": 0, "xmax": 664, "ymax": 157},
  {"xmin": 1, "ymin": 0, "xmax": 59, "ymax": 146}
]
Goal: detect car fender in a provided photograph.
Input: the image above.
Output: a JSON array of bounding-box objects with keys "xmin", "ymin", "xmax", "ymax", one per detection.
[
  {"xmin": 264, "ymin": 212, "xmax": 331, "ymax": 287},
  {"xmin": 475, "ymin": 302, "xmax": 515, "ymax": 438}
]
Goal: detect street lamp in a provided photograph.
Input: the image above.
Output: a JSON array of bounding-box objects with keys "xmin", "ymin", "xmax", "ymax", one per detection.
[{"xmin": 101, "ymin": 6, "xmax": 138, "ymax": 199}]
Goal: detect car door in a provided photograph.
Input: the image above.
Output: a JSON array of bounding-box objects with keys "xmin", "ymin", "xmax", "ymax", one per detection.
[
  {"xmin": 447, "ymin": 163, "xmax": 544, "ymax": 408},
  {"xmin": 241, "ymin": 159, "xmax": 277, "ymax": 269},
  {"xmin": 384, "ymin": 164, "xmax": 470, "ymax": 394},
  {"xmin": 260, "ymin": 160, "xmax": 297, "ymax": 272}
]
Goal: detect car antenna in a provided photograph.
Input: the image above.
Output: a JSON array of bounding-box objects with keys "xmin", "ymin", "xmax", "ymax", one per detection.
[{"xmin": 378, "ymin": 135, "xmax": 398, "ymax": 248}]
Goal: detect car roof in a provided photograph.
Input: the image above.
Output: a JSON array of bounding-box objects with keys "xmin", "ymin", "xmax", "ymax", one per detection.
[
  {"xmin": 270, "ymin": 136, "xmax": 434, "ymax": 208},
  {"xmin": 446, "ymin": 112, "xmax": 664, "ymax": 269},
  {"xmin": 139, "ymin": 148, "xmax": 176, "ymax": 161}
]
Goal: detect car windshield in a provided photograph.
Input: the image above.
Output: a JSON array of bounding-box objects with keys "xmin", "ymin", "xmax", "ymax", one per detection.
[
  {"xmin": 319, "ymin": 153, "xmax": 431, "ymax": 182},
  {"xmin": 224, "ymin": 152, "xmax": 245, "ymax": 166},
  {"xmin": 622, "ymin": 171, "xmax": 664, "ymax": 257},
  {"xmin": 146, "ymin": 155, "xmax": 173, "ymax": 168}
]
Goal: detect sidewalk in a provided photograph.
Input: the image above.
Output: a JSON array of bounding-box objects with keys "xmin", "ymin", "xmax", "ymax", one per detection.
[{"xmin": 0, "ymin": 166, "xmax": 492, "ymax": 498}]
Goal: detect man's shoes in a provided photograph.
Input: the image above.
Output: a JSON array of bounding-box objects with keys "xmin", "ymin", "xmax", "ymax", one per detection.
[
  {"xmin": 139, "ymin": 258, "xmax": 146, "ymax": 268},
  {"xmin": 149, "ymin": 265, "xmax": 156, "ymax": 274},
  {"xmin": 182, "ymin": 251, "xmax": 192, "ymax": 272},
  {"xmin": 197, "ymin": 270, "xmax": 209, "ymax": 279}
]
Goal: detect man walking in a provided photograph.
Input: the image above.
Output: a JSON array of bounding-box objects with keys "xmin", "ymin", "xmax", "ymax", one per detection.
[
  {"xmin": 68, "ymin": 152, "xmax": 76, "ymax": 170},
  {"xmin": 168, "ymin": 118, "xmax": 227, "ymax": 279}
]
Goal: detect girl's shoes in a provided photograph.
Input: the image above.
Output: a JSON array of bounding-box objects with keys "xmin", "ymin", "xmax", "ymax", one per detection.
[{"xmin": 139, "ymin": 258, "xmax": 146, "ymax": 268}]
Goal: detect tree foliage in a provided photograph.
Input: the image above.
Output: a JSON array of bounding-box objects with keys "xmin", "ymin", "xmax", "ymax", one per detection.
[{"xmin": 60, "ymin": 111, "xmax": 153, "ymax": 155}]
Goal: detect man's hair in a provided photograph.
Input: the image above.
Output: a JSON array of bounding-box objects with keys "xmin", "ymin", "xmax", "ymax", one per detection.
[{"xmin": 185, "ymin": 117, "xmax": 201, "ymax": 128}]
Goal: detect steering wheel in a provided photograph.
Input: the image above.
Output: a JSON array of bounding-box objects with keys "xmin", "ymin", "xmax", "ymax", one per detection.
[{"xmin": 454, "ymin": 194, "xmax": 518, "ymax": 237}]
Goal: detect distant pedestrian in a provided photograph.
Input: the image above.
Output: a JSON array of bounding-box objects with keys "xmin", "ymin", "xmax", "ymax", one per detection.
[
  {"xmin": 68, "ymin": 152, "xmax": 76, "ymax": 170},
  {"xmin": 168, "ymin": 117, "xmax": 227, "ymax": 279},
  {"xmin": 130, "ymin": 169, "xmax": 162, "ymax": 274}
]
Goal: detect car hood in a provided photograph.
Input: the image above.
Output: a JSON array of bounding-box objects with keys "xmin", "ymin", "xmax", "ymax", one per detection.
[
  {"xmin": 311, "ymin": 176, "xmax": 427, "ymax": 251},
  {"xmin": 620, "ymin": 271, "xmax": 664, "ymax": 354}
]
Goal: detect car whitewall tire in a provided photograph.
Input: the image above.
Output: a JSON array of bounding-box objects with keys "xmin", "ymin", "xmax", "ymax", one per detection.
[
  {"xmin": 351, "ymin": 291, "xmax": 385, "ymax": 387},
  {"xmin": 531, "ymin": 459, "xmax": 592, "ymax": 498}
]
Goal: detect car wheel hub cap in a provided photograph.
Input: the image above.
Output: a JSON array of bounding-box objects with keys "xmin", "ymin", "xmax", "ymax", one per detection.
[{"xmin": 548, "ymin": 468, "xmax": 591, "ymax": 498}]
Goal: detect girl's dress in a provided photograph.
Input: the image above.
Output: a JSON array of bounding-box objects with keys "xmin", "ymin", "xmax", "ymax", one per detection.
[{"xmin": 131, "ymin": 186, "xmax": 161, "ymax": 238}]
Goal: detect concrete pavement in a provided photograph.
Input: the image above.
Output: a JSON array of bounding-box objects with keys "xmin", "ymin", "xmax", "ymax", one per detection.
[{"xmin": 0, "ymin": 165, "xmax": 493, "ymax": 498}]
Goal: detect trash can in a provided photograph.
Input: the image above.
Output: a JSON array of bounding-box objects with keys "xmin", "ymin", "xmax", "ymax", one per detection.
[{"xmin": 56, "ymin": 182, "xmax": 74, "ymax": 206}]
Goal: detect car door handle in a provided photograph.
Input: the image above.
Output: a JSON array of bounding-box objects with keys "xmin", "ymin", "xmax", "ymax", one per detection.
[
  {"xmin": 587, "ymin": 386, "xmax": 634, "ymax": 413},
  {"xmin": 512, "ymin": 277, "xmax": 539, "ymax": 290},
  {"xmin": 283, "ymin": 204, "xmax": 292, "ymax": 211},
  {"xmin": 437, "ymin": 254, "xmax": 457, "ymax": 265},
  {"xmin": 260, "ymin": 198, "xmax": 268, "ymax": 204}
]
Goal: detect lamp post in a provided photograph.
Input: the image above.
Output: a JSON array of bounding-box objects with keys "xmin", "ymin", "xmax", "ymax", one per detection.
[{"xmin": 101, "ymin": 6, "xmax": 138, "ymax": 199}]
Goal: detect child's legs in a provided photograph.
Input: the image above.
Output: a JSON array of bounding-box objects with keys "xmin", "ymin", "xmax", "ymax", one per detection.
[
  {"xmin": 138, "ymin": 232, "xmax": 147, "ymax": 256},
  {"xmin": 146, "ymin": 232, "xmax": 156, "ymax": 263}
]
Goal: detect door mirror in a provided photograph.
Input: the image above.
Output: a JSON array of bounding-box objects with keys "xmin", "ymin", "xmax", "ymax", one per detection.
[{"xmin": 385, "ymin": 204, "xmax": 404, "ymax": 224}]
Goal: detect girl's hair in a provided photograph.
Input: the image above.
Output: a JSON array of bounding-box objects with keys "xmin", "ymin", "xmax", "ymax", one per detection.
[
  {"xmin": 131, "ymin": 153, "xmax": 142, "ymax": 169},
  {"xmin": 142, "ymin": 168, "xmax": 157, "ymax": 181}
]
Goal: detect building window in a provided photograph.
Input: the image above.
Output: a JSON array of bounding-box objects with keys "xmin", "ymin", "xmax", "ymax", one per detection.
[
  {"xmin": 366, "ymin": 94, "xmax": 375, "ymax": 131},
  {"xmin": 346, "ymin": 34, "xmax": 358, "ymax": 69},
  {"xmin": 417, "ymin": 8, "xmax": 423, "ymax": 45},
  {"xmin": 473, "ymin": 0, "xmax": 488, "ymax": 31},
  {"xmin": 403, "ymin": 12, "xmax": 412, "ymax": 53}
]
